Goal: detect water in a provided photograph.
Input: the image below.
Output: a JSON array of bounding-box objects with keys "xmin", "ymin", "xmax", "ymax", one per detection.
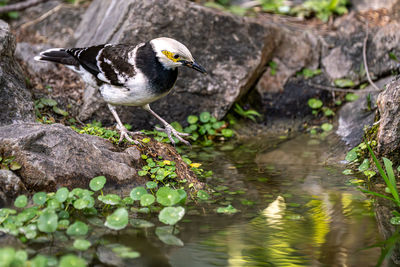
[
  {"xmin": 1, "ymin": 133, "xmax": 384, "ymax": 266},
  {"xmin": 116, "ymin": 134, "xmax": 382, "ymax": 266}
]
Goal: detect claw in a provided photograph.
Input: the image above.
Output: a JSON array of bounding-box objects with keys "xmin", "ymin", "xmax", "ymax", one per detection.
[
  {"xmin": 155, "ymin": 125, "xmax": 191, "ymax": 146},
  {"xmin": 116, "ymin": 125, "xmax": 141, "ymax": 146}
]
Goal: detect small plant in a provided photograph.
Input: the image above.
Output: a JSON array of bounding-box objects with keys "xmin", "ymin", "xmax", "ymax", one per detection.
[
  {"xmin": 268, "ymin": 60, "xmax": 278, "ymax": 75},
  {"xmin": 301, "ymin": 0, "xmax": 348, "ymax": 22},
  {"xmin": 0, "ymin": 0, "xmax": 19, "ymax": 20},
  {"xmin": 233, "ymin": 104, "xmax": 262, "ymax": 122},
  {"xmin": 73, "ymin": 121, "xmax": 120, "ymax": 144},
  {"xmin": 204, "ymin": 0, "xmax": 249, "ymax": 16},
  {"xmin": 34, "ymin": 97, "xmax": 69, "ymax": 124},
  {"xmin": 0, "ymin": 155, "xmax": 21, "ymax": 171},
  {"xmin": 297, "ymin": 68, "xmax": 322, "ymax": 79},
  {"xmin": 307, "ymin": 98, "xmax": 335, "ymax": 117}
]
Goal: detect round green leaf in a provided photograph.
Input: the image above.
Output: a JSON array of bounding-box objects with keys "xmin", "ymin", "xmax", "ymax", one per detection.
[
  {"xmin": 130, "ymin": 187, "xmax": 147, "ymax": 201},
  {"xmin": 105, "ymin": 208, "xmax": 129, "ymax": 230},
  {"xmin": 321, "ymin": 123, "xmax": 333, "ymax": 132},
  {"xmin": 47, "ymin": 199, "xmax": 61, "ymax": 210},
  {"xmin": 73, "ymin": 198, "xmax": 88, "ymax": 210},
  {"xmin": 156, "ymin": 187, "xmax": 180, "ymax": 207},
  {"xmin": 221, "ymin": 129, "xmax": 234, "ymax": 138},
  {"xmin": 33, "ymin": 192, "xmax": 47, "ymax": 205},
  {"xmin": 0, "ymin": 247, "xmax": 15, "ymax": 266},
  {"xmin": 40, "ymin": 98, "xmax": 57, "ymax": 106},
  {"xmin": 98, "ymin": 194, "xmax": 120, "ymax": 205},
  {"xmin": 345, "ymin": 93, "xmax": 359, "ymax": 102},
  {"xmin": 140, "ymin": 194, "xmax": 155, "ymax": 206},
  {"xmin": 159, "ymin": 206, "xmax": 185, "ymax": 225},
  {"xmin": 67, "ymin": 221, "xmax": 88, "ymax": 236},
  {"xmin": 56, "ymin": 187, "xmax": 69, "ymax": 203},
  {"xmin": 307, "ymin": 98, "xmax": 323, "ymax": 109},
  {"xmin": 199, "ymin": 112, "xmax": 211, "ymax": 123},
  {"xmin": 59, "ymin": 254, "xmax": 86, "ymax": 267},
  {"xmin": 31, "ymin": 255, "xmax": 48, "ymax": 267},
  {"xmin": 37, "ymin": 210, "xmax": 58, "ymax": 233},
  {"xmin": 187, "ymin": 115, "xmax": 198, "ymax": 124},
  {"xmin": 73, "ymin": 239, "xmax": 91, "ymax": 251},
  {"xmin": 89, "ymin": 176, "xmax": 106, "ymax": 191},
  {"xmin": 146, "ymin": 181, "xmax": 157, "ymax": 189},
  {"xmin": 217, "ymin": 205, "xmax": 238, "ymax": 214},
  {"xmin": 14, "ymin": 195, "xmax": 28, "ymax": 208},
  {"xmin": 197, "ymin": 190, "xmax": 210, "ymax": 201}
]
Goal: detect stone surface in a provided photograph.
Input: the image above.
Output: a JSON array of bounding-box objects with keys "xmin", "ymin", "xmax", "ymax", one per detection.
[
  {"xmin": 351, "ymin": 0, "xmax": 400, "ymax": 12},
  {"xmin": 0, "ymin": 123, "xmax": 200, "ymax": 193},
  {"xmin": 376, "ymin": 76, "xmax": 400, "ymax": 159},
  {"xmin": 336, "ymin": 77, "xmax": 393, "ymax": 147},
  {"xmin": 73, "ymin": 0, "xmax": 281, "ymax": 126},
  {"xmin": 15, "ymin": 42, "xmax": 53, "ymax": 74},
  {"xmin": 0, "ymin": 170, "xmax": 27, "ymax": 203},
  {"xmin": 0, "ymin": 20, "xmax": 35, "ymax": 126}
]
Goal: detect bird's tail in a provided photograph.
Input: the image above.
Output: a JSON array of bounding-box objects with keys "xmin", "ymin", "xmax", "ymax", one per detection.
[{"xmin": 34, "ymin": 48, "xmax": 78, "ymax": 66}]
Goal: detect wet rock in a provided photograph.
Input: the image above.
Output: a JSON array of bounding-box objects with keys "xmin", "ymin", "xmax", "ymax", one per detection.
[
  {"xmin": 337, "ymin": 77, "xmax": 393, "ymax": 147},
  {"xmin": 0, "ymin": 20, "xmax": 35, "ymax": 126},
  {"xmin": 376, "ymin": 76, "xmax": 400, "ymax": 159},
  {"xmin": 73, "ymin": 0, "xmax": 281, "ymax": 126},
  {"xmin": 0, "ymin": 123, "xmax": 200, "ymax": 192}
]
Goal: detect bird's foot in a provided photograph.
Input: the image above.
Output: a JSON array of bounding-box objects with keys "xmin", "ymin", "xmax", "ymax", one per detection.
[
  {"xmin": 116, "ymin": 125, "xmax": 141, "ymax": 146},
  {"xmin": 155, "ymin": 125, "xmax": 191, "ymax": 146}
]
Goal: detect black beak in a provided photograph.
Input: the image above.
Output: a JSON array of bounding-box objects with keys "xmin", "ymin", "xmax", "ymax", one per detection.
[{"xmin": 181, "ymin": 60, "xmax": 207, "ymax": 75}]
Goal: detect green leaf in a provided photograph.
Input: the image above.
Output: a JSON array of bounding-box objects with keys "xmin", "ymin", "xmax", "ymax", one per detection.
[
  {"xmin": 0, "ymin": 247, "xmax": 15, "ymax": 266},
  {"xmin": 67, "ymin": 221, "xmax": 89, "ymax": 236},
  {"xmin": 146, "ymin": 181, "xmax": 157, "ymax": 189},
  {"xmin": 73, "ymin": 239, "xmax": 91, "ymax": 251},
  {"xmin": 73, "ymin": 198, "xmax": 89, "ymax": 210},
  {"xmin": 197, "ymin": 190, "xmax": 210, "ymax": 200},
  {"xmin": 217, "ymin": 205, "xmax": 238, "ymax": 214},
  {"xmin": 140, "ymin": 194, "xmax": 155, "ymax": 206},
  {"xmin": 221, "ymin": 129, "xmax": 234, "ymax": 138},
  {"xmin": 31, "ymin": 255, "xmax": 48, "ymax": 267},
  {"xmin": 358, "ymin": 159, "xmax": 370, "ymax": 172},
  {"xmin": 9, "ymin": 161, "xmax": 21, "ymax": 170},
  {"xmin": 53, "ymin": 106, "xmax": 68, "ymax": 116},
  {"xmin": 105, "ymin": 208, "xmax": 129, "ymax": 230},
  {"xmin": 98, "ymin": 194, "xmax": 121, "ymax": 205},
  {"xmin": 307, "ymin": 98, "xmax": 323, "ymax": 109},
  {"xmin": 187, "ymin": 115, "xmax": 198, "ymax": 124},
  {"xmin": 40, "ymin": 98, "xmax": 57, "ymax": 106},
  {"xmin": 130, "ymin": 187, "xmax": 148, "ymax": 201},
  {"xmin": 321, "ymin": 123, "xmax": 333, "ymax": 132},
  {"xmin": 14, "ymin": 195, "xmax": 27, "ymax": 208},
  {"xmin": 345, "ymin": 147, "xmax": 358, "ymax": 162},
  {"xmin": 33, "ymin": 192, "xmax": 47, "ymax": 205},
  {"xmin": 37, "ymin": 210, "xmax": 58, "ymax": 233},
  {"xmin": 89, "ymin": 176, "xmax": 106, "ymax": 191},
  {"xmin": 159, "ymin": 206, "xmax": 185, "ymax": 225},
  {"xmin": 345, "ymin": 93, "xmax": 359, "ymax": 102},
  {"xmin": 342, "ymin": 169, "xmax": 353, "ymax": 175},
  {"xmin": 199, "ymin": 112, "xmax": 211, "ymax": 123},
  {"xmin": 155, "ymin": 227, "xmax": 184, "ymax": 246},
  {"xmin": 59, "ymin": 255, "xmax": 86, "ymax": 267},
  {"xmin": 156, "ymin": 187, "xmax": 180, "ymax": 206},
  {"xmin": 56, "ymin": 187, "xmax": 69, "ymax": 203}
]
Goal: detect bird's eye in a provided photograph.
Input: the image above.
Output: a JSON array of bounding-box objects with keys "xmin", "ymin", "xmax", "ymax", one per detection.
[{"xmin": 173, "ymin": 54, "xmax": 180, "ymax": 59}]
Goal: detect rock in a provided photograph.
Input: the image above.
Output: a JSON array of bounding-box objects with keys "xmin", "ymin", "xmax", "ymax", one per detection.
[
  {"xmin": 15, "ymin": 42, "xmax": 53, "ymax": 74},
  {"xmin": 73, "ymin": 0, "xmax": 281, "ymax": 126},
  {"xmin": 376, "ymin": 76, "xmax": 400, "ymax": 159},
  {"xmin": 351, "ymin": 0, "xmax": 400, "ymax": 12},
  {"xmin": 0, "ymin": 20, "xmax": 35, "ymax": 126},
  {"xmin": 337, "ymin": 77, "xmax": 393, "ymax": 147},
  {"xmin": 0, "ymin": 123, "xmax": 200, "ymax": 193},
  {"xmin": 0, "ymin": 170, "xmax": 27, "ymax": 204}
]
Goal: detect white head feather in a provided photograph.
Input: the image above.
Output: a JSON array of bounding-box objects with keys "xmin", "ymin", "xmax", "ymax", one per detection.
[{"xmin": 150, "ymin": 37, "xmax": 195, "ymax": 69}]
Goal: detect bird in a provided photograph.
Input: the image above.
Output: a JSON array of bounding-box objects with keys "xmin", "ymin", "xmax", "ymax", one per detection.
[{"xmin": 34, "ymin": 37, "xmax": 207, "ymax": 146}]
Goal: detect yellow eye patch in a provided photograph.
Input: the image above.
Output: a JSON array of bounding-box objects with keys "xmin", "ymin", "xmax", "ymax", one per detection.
[{"xmin": 162, "ymin": 50, "xmax": 180, "ymax": 62}]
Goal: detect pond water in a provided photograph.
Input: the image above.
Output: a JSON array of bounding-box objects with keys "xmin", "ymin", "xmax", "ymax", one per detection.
[
  {"xmin": 107, "ymin": 134, "xmax": 383, "ymax": 267},
  {"xmin": 0, "ymin": 133, "xmax": 386, "ymax": 266}
]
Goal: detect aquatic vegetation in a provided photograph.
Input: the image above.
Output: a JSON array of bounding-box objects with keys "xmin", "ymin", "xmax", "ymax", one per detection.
[{"xmin": 233, "ymin": 103, "xmax": 262, "ymax": 122}]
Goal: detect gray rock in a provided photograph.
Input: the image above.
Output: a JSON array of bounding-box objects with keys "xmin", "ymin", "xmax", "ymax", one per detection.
[
  {"xmin": 0, "ymin": 20, "xmax": 35, "ymax": 126},
  {"xmin": 15, "ymin": 42, "xmax": 53, "ymax": 74},
  {"xmin": 73, "ymin": 0, "xmax": 281, "ymax": 126},
  {"xmin": 0, "ymin": 123, "xmax": 146, "ymax": 191},
  {"xmin": 336, "ymin": 77, "xmax": 393, "ymax": 147},
  {"xmin": 351, "ymin": 0, "xmax": 400, "ymax": 12},
  {"xmin": 0, "ymin": 170, "xmax": 27, "ymax": 203},
  {"xmin": 0, "ymin": 123, "xmax": 201, "ymax": 193},
  {"xmin": 377, "ymin": 76, "xmax": 400, "ymax": 159}
]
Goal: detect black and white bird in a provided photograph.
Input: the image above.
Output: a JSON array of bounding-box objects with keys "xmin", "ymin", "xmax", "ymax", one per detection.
[{"xmin": 34, "ymin": 37, "xmax": 207, "ymax": 146}]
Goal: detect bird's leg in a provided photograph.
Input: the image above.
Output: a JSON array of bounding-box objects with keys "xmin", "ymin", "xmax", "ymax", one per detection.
[
  {"xmin": 142, "ymin": 104, "xmax": 190, "ymax": 146},
  {"xmin": 107, "ymin": 104, "xmax": 140, "ymax": 145}
]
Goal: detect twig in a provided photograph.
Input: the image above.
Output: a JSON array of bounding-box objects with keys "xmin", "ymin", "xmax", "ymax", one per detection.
[
  {"xmin": 308, "ymin": 82, "xmax": 382, "ymax": 93},
  {"xmin": 18, "ymin": 3, "xmax": 63, "ymax": 29},
  {"xmin": 363, "ymin": 22, "xmax": 381, "ymax": 91},
  {"xmin": 0, "ymin": 0, "xmax": 49, "ymax": 14}
]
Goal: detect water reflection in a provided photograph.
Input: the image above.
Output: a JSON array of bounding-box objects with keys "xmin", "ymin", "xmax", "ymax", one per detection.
[{"xmin": 167, "ymin": 134, "xmax": 381, "ymax": 267}]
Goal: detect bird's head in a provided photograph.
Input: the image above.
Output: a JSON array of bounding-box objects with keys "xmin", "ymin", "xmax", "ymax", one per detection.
[{"xmin": 150, "ymin": 37, "xmax": 207, "ymax": 74}]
